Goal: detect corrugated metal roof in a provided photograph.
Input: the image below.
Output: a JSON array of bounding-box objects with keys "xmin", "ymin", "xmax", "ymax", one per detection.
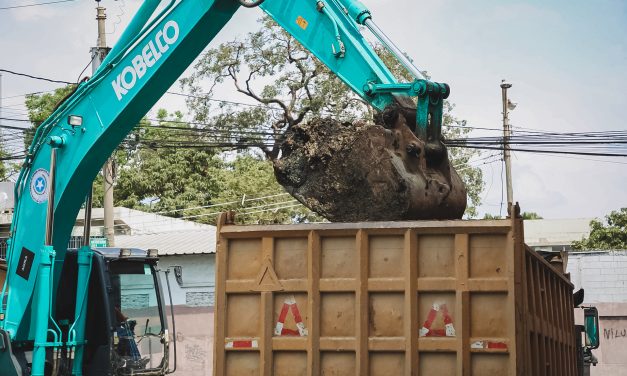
[{"xmin": 114, "ymin": 229, "xmax": 216, "ymax": 255}]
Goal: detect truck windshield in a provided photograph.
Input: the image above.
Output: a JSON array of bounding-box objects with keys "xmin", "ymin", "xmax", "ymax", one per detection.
[{"xmin": 109, "ymin": 261, "xmax": 166, "ymax": 372}]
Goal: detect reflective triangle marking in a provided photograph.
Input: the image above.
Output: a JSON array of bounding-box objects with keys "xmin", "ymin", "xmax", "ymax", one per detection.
[
  {"xmin": 419, "ymin": 303, "xmax": 456, "ymax": 337},
  {"xmin": 274, "ymin": 295, "xmax": 308, "ymax": 337}
]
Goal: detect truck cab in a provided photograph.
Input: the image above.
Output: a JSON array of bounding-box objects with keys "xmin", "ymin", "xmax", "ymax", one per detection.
[{"xmin": 52, "ymin": 247, "xmax": 172, "ymax": 376}]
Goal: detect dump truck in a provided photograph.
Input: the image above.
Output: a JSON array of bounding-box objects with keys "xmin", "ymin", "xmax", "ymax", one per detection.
[{"xmin": 213, "ymin": 206, "xmax": 600, "ymax": 375}]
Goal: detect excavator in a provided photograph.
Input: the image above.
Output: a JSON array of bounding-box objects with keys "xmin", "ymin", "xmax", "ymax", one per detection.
[
  {"xmin": 0, "ymin": 0, "xmax": 605, "ymax": 375},
  {"xmin": 0, "ymin": 0, "xmax": 482, "ymax": 374}
]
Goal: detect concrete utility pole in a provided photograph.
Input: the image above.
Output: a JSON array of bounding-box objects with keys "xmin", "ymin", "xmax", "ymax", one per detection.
[
  {"xmin": 91, "ymin": 2, "xmax": 115, "ymax": 247},
  {"xmin": 500, "ymin": 80, "xmax": 515, "ymax": 206},
  {"xmin": 0, "ymin": 73, "xmax": 3, "ymax": 139}
]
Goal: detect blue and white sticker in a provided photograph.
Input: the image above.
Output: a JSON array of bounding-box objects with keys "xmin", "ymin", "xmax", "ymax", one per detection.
[{"xmin": 30, "ymin": 168, "xmax": 50, "ymax": 204}]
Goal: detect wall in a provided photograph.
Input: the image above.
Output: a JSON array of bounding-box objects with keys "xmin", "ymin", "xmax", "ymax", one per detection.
[
  {"xmin": 568, "ymin": 252, "xmax": 627, "ymax": 376},
  {"xmin": 157, "ymin": 254, "xmax": 215, "ymax": 376},
  {"xmin": 158, "ymin": 254, "xmax": 216, "ymax": 307}
]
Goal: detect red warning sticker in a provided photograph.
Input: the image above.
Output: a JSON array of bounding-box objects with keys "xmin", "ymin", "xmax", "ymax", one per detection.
[
  {"xmin": 419, "ymin": 303, "xmax": 456, "ymax": 337},
  {"xmin": 225, "ymin": 340, "xmax": 258, "ymax": 349},
  {"xmin": 274, "ymin": 295, "xmax": 308, "ymax": 337},
  {"xmin": 471, "ymin": 341, "xmax": 508, "ymax": 350}
]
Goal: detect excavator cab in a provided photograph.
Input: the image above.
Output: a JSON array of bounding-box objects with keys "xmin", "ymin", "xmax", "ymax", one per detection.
[{"xmin": 55, "ymin": 248, "xmax": 172, "ymax": 376}]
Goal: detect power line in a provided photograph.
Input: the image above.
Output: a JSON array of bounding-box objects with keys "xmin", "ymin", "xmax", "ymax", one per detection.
[
  {"xmin": 0, "ymin": 117, "xmax": 29, "ymax": 123},
  {"xmin": 0, "ymin": 0, "xmax": 75, "ymax": 11},
  {"xmin": 109, "ymin": 197, "xmax": 302, "ymax": 228},
  {"xmin": 0, "ymin": 69, "xmax": 73, "ymax": 85}
]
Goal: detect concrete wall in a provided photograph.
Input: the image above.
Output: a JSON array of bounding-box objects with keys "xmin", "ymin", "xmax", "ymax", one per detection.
[
  {"xmin": 568, "ymin": 252, "xmax": 627, "ymax": 303},
  {"xmin": 168, "ymin": 307, "xmax": 214, "ymax": 376},
  {"xmin": 158, "ymin": 254, "xmax": 216, "ymax": 307},
  {"xmin": 157, "ymin": 254, "xmax": 215, "ymax": 376},
  {"xmin": 568, "ymin": 252, "xmax": 627, "ymax": 376}
]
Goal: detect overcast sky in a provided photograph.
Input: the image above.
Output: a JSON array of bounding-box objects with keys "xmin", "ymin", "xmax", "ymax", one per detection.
[{"xmin": 0, "ymin": 0, "xmax": 625, "ymax": 220}]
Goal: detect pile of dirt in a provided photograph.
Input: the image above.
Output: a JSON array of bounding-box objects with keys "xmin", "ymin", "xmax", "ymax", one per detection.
[{"xmin": 273, "ymin": 108, "xmax": 467, "ymax": 222}]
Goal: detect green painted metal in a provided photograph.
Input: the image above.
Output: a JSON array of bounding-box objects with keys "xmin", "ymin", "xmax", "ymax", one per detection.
[
  {"xmin": 343, "ymin": 0, "xmax": 371, "ymax": 25},
  {"xmin": 98, "ymin": 0, "xmax": 162, "ymax": 71},
  {"xmin": 69, "ymin": 246, "xmax": 92, "ymax": 376},
  {"xmin": 0, "ymin": 0, "xmax": 450, "ymax": 374},
  {"xmin": 31, "ymin": 246, "xmax": 54, "ymax": 376},
  {"xmin": 260, "ymin": 0, "xmax": 398, "ymax": 111}
]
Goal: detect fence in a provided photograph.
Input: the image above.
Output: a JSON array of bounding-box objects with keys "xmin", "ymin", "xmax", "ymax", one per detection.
[{"xmin": 0, "ymin": 236, "xmax": 108, "ymax": 260}]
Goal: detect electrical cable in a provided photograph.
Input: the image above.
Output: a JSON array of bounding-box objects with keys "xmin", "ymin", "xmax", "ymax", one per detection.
[
  {"xmin": 0, "ymin": 0, "xmax": 75, "ymax": 10},
  {"xmin": 0, "ymin": 69, "xmax": 72, "ymax": 85}
]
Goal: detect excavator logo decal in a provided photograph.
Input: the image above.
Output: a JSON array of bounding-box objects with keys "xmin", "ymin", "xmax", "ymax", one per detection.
[
  {"xmin": 30, "ymin": 168, "xmax": 49, "ymax": 204},
  {"xmin": 112, "ymin": 20, "xmax": 180, "ymax": 101}
]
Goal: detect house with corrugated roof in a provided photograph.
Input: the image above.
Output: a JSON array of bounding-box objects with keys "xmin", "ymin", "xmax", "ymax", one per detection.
[{"xmin": 1, "ymin": 207, "xmax": 217, "ymax": 308}]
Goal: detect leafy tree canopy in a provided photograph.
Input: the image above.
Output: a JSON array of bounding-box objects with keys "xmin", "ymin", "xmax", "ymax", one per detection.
[
  {"xmin": 24, "ymin": 85, "xmax": 75, "ymax": 148},
  {"xmin": 572, "ymin": 208, "xmax": 627, "ymax": 250}
]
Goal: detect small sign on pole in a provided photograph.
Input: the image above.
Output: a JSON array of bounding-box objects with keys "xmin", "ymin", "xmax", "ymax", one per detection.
[{"xmin": 89, "ymin": 237, "xmax": 108, "ymax": 248}]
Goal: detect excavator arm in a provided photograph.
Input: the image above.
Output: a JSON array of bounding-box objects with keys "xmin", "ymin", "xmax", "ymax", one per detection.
[{"xmin": 0, "ymin": 0, "xmax": 453, "ymax": 374}]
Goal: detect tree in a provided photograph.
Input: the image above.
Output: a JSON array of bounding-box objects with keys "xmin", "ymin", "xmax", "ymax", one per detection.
[
  {"xmin": 114, "ymin": 110, "xmax": 319, "ymax": 224},
  {"xmin": 213, "ymin": 154, "xmax": 323, "ymax": 224},
  {"xmin": 181, "ymin": 16, "xmax": 484, "ymax": 217},
  {"xmin": 24, "ymin": 85, "xmax": 75, "ymax": 148},
  {"xmin": 572, "ymin": 208, "xmax": 627, "ymax": 250},
  {"xmin": 113, "ymin": 109, "xmax": 223, "ymax": 217},
  {"xmin": 521, "ymin": 212, "xmax": 543, "ymax": 220}
]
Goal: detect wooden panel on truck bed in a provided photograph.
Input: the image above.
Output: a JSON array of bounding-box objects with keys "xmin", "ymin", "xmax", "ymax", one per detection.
[{"xmin": 214, "ymin": 215, "xmax": 577, "ymax": 376}]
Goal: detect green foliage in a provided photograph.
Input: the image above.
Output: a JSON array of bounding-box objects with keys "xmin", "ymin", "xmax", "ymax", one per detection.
[
  {"xmin": 213, "ymin": 154, "xmax": 323, "ymax": 224},
  {"xmin": 572, "ymin": 208, "xmax": 627, "ymax": 250},
  {"xmin": 521, "ymin": 212, "xmax": 543, "ymax": 220},
  {"xmin": 113, "ymin": 111, "xmax": 319, "ymax": 225},
  {"xmin": 483, "ymin": 212, "xmax": 542, "ymax": 220},
  {"xmin": 181, "ymin": 16, "xmax": 484, "ymax": 217},
  {"xmin": 113, "ymin": 111, "xmax": 223, "ymax": 221},
  {"xmin": 24, "ymin": 85, "xmax": 75, "ymax": 148}
]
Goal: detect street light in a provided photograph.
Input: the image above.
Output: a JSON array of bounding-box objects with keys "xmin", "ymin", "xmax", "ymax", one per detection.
[{"xmin": 500, "ymin": 80, "xmax": 515, "ymax": 207}]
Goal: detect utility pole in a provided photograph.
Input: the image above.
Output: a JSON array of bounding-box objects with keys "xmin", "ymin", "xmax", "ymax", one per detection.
[
  {"xmin": 0, "ymin": 73, "xmax": 3, "ymax": 141},
  {"xmin": 500, "ymin": 80, "xmax": 515, "ymax": 206},
  {"xmin": 91, "ymin": 2, "xmax": 115, "ymax": 247}
]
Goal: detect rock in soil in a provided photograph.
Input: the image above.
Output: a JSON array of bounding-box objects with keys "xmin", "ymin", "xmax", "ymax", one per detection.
[{"xmin": 273, "ymin": 108, "xmax": 467, "ymax": 222}]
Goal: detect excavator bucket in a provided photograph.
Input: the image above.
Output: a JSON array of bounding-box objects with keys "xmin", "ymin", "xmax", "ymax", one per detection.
[{"xmin": 274, "ymin": 98, "xmax": 467, "ymax": 221}]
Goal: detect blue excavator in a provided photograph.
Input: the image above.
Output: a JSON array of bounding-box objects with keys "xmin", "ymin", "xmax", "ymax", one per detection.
[{"xmin": 0, "ymin": 0, "xmax": 462, "ymax": 374}]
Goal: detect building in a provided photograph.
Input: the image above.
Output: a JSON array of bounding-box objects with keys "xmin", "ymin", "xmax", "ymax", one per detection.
[
  {"xmin": 115, "ymin": 229, "xmax": 216, "ymax": 376},
  {"xmin": 524, "ymin": 218, "xmax": 593, "ymax": 253},
  {"xmin": 567, "ymin": 251, "xmax": 627, "ymax": 376}
]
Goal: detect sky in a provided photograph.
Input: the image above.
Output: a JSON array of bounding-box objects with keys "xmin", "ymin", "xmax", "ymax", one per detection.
[{"xmin": 0, "ymin": 0, "xmax": 625, "ymax": 220}]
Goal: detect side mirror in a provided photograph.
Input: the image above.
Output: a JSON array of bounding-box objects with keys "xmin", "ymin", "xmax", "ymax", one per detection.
[{"xmin": 584, "ymin": 306, "xmax": 600, "ymax": 349}]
